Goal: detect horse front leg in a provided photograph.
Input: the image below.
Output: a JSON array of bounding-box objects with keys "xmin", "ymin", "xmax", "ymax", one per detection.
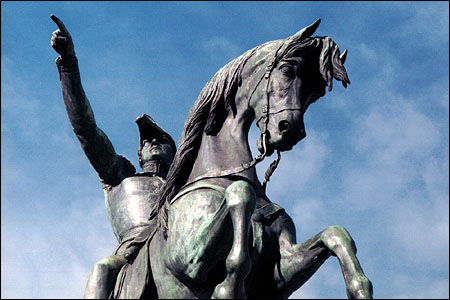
[
  {"xmin": 275, "ymin": 230, "xmax": 332, "ymax": 298},
  {"xmin": 319, "ymin": 225, "xmax": 373, "ymax": 299},
  {"xmin": 164, "ymin": 180, "xmax": 255, "ymax": 298},
  {"xmin": 212, "ymin": 180, "xmax": 255, "ymax": 299},
  {"xmin": 277, "ymin": 225, "xmax": 372, "ymax": 299}
]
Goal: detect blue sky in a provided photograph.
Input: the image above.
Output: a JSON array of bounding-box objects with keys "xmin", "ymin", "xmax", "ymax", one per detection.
[{"xmin": 1, "ymin": 1, "xmax": 448, "ymax": 299}]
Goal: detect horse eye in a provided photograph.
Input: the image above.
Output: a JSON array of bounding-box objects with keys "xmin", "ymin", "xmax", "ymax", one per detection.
[{"xmin": 280, "ymin": 65, "xmax": 294, "ymax": 75}]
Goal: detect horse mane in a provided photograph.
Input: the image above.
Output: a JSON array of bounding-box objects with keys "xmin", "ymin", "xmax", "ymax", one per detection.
[
  {"xmin": 278, "ymin": 36, "xmax": 350, "ymax": 105},
  {"xmin": 152, "ymin": 45, "xmax": 260, "ymax": 234},
  {"xmin": 153, "ymin": 33, "xmax": 350, "ymax": 236}
]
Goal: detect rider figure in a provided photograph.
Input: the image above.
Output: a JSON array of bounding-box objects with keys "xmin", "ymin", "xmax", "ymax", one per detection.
[{"xmin": 50, "ymin": 15, "xmax": 176, "ymax": 298}]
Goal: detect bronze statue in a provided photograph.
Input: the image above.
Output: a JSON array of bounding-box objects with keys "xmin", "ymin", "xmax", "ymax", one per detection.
[
  {"xmin": 52, "ymin": 14, "xmax": 373, "ymax": 299},
  {"xmin": 50, "ymin": 15, "xmax": 176, "ymax": 299}
]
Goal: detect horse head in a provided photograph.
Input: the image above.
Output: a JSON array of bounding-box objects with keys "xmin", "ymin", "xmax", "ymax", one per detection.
[
  {"xmin": 154, "ymin": 19, "xmax": 351, "ymax": 234},
  {"xmin": 248, "ymin": 19, "xmax": 350, "ymax": 156}
]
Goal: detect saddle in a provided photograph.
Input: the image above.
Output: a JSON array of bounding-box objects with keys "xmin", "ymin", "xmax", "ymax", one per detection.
[{"xmin": 249, "ymin": 202, "xmax": 285, "ymax": 278}]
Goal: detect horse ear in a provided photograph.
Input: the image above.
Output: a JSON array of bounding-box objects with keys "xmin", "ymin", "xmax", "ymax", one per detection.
[
  {"xmin": 340, "ymin": 49, "xmax": 348, "ymax": 64},
  {"xmin": 290, "ymin": 18, "xmax": 321, "ymax": 42}
]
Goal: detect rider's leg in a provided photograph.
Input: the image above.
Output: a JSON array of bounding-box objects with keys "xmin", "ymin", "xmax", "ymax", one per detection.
[
  {"xmin": 212, "ymin": 180, "xmax": 256, "ymax": 299},
  {"xmin": 83, "ymin": 255, "xmax": 127, "ymax": 299}
]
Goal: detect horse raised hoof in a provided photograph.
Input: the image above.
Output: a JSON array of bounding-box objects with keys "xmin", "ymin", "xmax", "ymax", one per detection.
[
  {"xmin": 346, "ymin": 275, "xmax": 373, "ymax": 299},
  {"xmin": 212, "ymin": 278, "xmax": 247, "ymax": 299}
]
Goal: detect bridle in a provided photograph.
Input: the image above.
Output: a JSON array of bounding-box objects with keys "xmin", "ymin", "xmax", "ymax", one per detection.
[
  {"xmin": 182, "ymin": 22, "xmax": 325, "ymax": 192},
  {"xmin": 179, "ymin": 44, "xmax": 298, "ymax": 193},
  {"xmin": 167, "ymin": 20, "xmax": 333, "ymax": 206},
  {"xmin": 181, "ymin": 37, "xmax": 315, "ymax": 193}
]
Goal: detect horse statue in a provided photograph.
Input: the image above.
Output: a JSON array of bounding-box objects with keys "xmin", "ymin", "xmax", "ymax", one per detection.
[{"xmin": 112, "ymin": 19, "xmax": 373, "ymax": 299}]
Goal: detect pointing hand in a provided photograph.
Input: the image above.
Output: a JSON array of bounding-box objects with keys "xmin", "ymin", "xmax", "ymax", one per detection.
[{"xmin": 50, "ymin": 14, "xmax": 75, "ymax": 57}]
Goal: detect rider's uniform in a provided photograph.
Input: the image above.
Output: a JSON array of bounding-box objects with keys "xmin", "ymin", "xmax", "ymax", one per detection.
[{"xmin": 56, "ymin": 55, "xmax": 164, "ymax": 261}]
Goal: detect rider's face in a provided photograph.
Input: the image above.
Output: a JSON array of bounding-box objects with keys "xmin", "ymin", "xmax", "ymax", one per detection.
[{"xmin": 140, "ymin": 135, "xmax": 173, "ymax": 165}]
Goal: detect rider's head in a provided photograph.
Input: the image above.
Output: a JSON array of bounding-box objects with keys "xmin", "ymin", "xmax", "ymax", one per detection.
[{"xmin": 136, "ymin": 114, "xmax": 176, "ymax": 175}]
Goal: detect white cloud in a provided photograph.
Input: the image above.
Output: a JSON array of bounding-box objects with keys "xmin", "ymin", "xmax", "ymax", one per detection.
[
  {"xmin": 354, "ymin": 99, "xmax": 440, "ymax": 162},
  {"xmin": 290, "ymin": 197, "xmax": 327, "ymax": 235},
  {"xmin": 392, "ymin": 2, "xmax": 449, "ymax": 45},
  {"xmin": 1, "ymin": 58, "xmax": 43, "ymax": 140},
  {"xmin": 423, "ymin": 155, "xmax": 449, "ymax": 202},
  {"xmin": 335, "ymin": 46, "xmax": 449, "ymax": 296},
  {"xmin": 1, "ymin": 189, "xmax": 117, "ymax": 299},
  {"xmin": 343, "ymin": 96, "xmax": 443, "ymax": 210},
  {"xmin": 289, "ymin": 259, "xmax": 346, "ymax": 299},
  {"xmin": 390, "ymin": 273, "xmax": 449, "ymax": 299},
  {"xmin": 354, "ymin": 43, "xmax": 378, "ymax": 64},
  {"xmin": 390, "ymin": 190, "xmax": 449, "ymax": 270},
  {"xmin": 201, "ymin": 36, "xmax": 241, "ymax": 64},
  {"xmin": 263, "ymin": 130, "xmax": 330, "ymax": 199}
]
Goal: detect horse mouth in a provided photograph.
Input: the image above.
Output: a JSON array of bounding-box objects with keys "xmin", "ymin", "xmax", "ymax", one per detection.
[
  {"xmin": 257, "ymin": 134, "xmax": 274, "ymax": 156},
  {"xmin": 273, "ymin": 139, "xmax": 295, "ymax": 152},
  {"xmin": 258, "ymin": 130, "xmax": 304, "ymax": 156},
  {"xmin": 279, "ymin": 127, "xmax": 306, "ymax": 151},
  {"xmin": 257, "ymin": 133, "xmax": 296, "ymax": 156}
]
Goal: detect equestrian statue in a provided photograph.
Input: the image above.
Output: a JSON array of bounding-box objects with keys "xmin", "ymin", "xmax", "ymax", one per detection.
[{"xmin": 51, "ymin": 14, "xmax": 373, "ymax": 299}]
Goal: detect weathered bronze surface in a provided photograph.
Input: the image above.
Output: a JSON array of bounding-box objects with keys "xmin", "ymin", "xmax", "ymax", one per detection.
[{"xmin": 52, "ymin": 14, "xmax": 373, "ymax": 299}]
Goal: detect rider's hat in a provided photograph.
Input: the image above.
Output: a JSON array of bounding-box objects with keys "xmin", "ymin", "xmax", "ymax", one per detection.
[{"xmin": 135, "ymin": 114, "xmax": 176, "ymax": 153}]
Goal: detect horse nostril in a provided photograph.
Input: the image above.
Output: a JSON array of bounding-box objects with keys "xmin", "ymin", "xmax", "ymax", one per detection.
[{"xmin": 279, "ymin": 120, "xmax": 290, "ymax": 133}]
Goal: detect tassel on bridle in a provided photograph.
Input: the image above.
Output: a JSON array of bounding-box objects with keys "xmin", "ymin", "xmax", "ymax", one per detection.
[{"xmin": 262, "ymin": 150, "xmax": 281, "ymax": 191}]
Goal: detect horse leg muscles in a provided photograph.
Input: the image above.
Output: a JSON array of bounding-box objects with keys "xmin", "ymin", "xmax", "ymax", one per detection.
[
  {"xmin": 320, "ymin": 226, "xmax": 373, "ymax": 299},
  {"xmin": 275, "ymin": 233, "xmax": 332, "ymax": 298},
  {"xmin": 276, "ymin": 226, "xmax": 372, "ymax": 299},
  {"xmin": 212, "ymin": 180, "xmax": 256, "ymax": 299},
  {"xmin": 164, "ymin": 189, "xmax": 231, "ymax": 284},
  {"xmin": 183, "ymin": 196, "xmax": 231, "ymax": 282}
]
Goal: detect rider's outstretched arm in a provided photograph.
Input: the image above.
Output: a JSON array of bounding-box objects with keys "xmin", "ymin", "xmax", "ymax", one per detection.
[{"xmin": 51, "ymin": 14, "xmax": 134, "ymax": 185}]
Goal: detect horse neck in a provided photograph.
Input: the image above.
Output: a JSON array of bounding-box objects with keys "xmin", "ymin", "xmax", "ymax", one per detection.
[
  {"xmin": 186, "ymin": 45, "xmax": 278, "ymax": 186},
  {"xmin": 188, "ymin": 93, "xmax": 257, "ymax": 185}
]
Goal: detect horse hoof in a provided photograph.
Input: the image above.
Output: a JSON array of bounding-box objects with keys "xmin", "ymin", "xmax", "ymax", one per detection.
[
  {"xmin": 212, "ymin": 283, "xmax": 246, "ymax": 299},
  {"xmin": 346, "ymin": 275, "xmax": 373, "ymax": 299}
]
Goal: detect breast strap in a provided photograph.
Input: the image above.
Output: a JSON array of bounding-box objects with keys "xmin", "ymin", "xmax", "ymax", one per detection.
[{"xmin": 169, "ymin": 182, "xmax": 226, "ymax": 205}]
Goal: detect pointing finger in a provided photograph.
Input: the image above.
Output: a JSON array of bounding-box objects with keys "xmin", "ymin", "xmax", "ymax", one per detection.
[{"xmin": 50, "ymin": 14, "xmax": 69, "ymax": 35}]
